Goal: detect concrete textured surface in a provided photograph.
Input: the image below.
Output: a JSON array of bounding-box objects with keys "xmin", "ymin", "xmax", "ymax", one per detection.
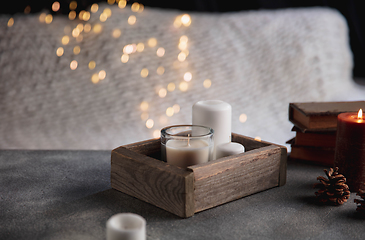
[{"xmin": 1, "ymin": 150, "xmax": 365, "ymax": 240}]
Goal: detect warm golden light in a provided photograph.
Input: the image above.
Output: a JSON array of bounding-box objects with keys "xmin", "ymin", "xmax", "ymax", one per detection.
[
  {"xmin": 180, "ymin": 35, "xmax": 188, "ymax": 43},
  {"xmin": 78, "ymin": 10, "xmax": 86, "ymax": 20},
  {"xmin": 91, "ymin": 3, "xmax": 99, "ymax": 13},
  {"xmin": 69, "ymin": 1, "xmax": 77, "ymax": 10},
  {"xmin": 45, "ymin": 14, "xmax": 53, "ymax": 24},
  {"xmin": 239, "ymin": 114, "xmax": 247, "ymax": 123},
  {"xmin": 131, "ymin": 2, "xmax": 140, "ymax": 12},
  {"xmin": 153, "ymin": 129, "xmax": 160, "ymax": 139},
  {"xmin": 98, "ymin": 70, "xmax": 106, "ymax": 80},
  {"xmin": 183, "ymin": 72, "xmax": 192, "ymax": 82},
  {"xmin": 103, "ymin": 8, "xmax": 112, "ymax": 18},
  {"xmin": 61, "ymin": 36, "xmax": 70, "ymax": 45},
  {"xmin": 73, "ymin": 46, "xmax": 81, "ymax": 55},
  {"xmin": 140, "ymin": 68, "xmax": 149, "ymax": 78},
  {"xmin": 52, "ymin": 1, "xmax": 60, "ymax": 12},
  {"xmin": 146, "ymin": 119, "xmax": 154, "ymax": 129},
  {"xmin": 121, "ymin": 54, "xmax": 129, "ymax": 63},
  {"xmin": 56, "ymin": 47, "xmax": 64, "ymax": 57},
  {"xmin": 203, "ymin": 79, "xmax": 212, "ymax": 88},
  {"xmin": 156, "ymin": 47, "xmax": 165, "ymax": 57},
  {"xmin": 179, "ymin": 82, "xmax": 188, "ymax": 92},
  {"xmin": 167, "ymin": 82, "xmax": 175, "ymax": 91},
  {"xmin": 157, "ymin": 66, "xmax": 165, "ymax": 75},
  {"xmin": 181, "ymin": 14, "xmax": 191, "ymax": 26},
  {"xmin": 39, "ymin": 13, "xmax": 46, "ymax": 22},
  {"xmin": 76, "ymin": 23, "xmax": 84, "ymax": 32},
  {"xmin": 84, "ymin": 23, "xmax": 91, "ymax": 32},
  {"xmin": 68, "ymin": 11, "xmax": 76, "ymax": 20},
  {"xmin": 178, "ymin": 42, "xmax": 187, "ymax": 51},
  {"xmin": 93, "ymin": 24, "xmax": 102, "ymax": 33},
  {"xmin": 100, "ymin": 12, "xmax": 108, "ymax": 22},
  {"xmin": 83, "ymin": 11, "xmax": 90, "ymax": 21},
  {"xmin": 158, "ymin": 88, "xmax": 167, "ymax": 98},
  {"xmin": 136, "ymin": 43, "xmax": 145, "ymax": 52},
  {"xmin": 107, "ymin": 0, "xmax": 115, "ymax": 5},
  {"xmin": 177, "ymin": 52, "xmax": 187, "ymax": 62},
  {"xmin": 166, "ymin": 107, "xmax": 174, "ymax": 117},
  {"xmin": 118, "ymin": 0, "xmax": 127, "ymax": 8},
  {"xmin": 128, "ymin": 15, "xmax": 136, "ymax": 25},
  {"xmin": 359, "ymin": 109, "xmax": 363, "ymax": 118},
  {"xmin": 138, "ymin": 4, "xmax": 144, "ymax": 13},
  {"xmin": 140, "ymin": 101, "xmax": 149, "ymax": 111},
  {"xmin": 88, "ymin": 61, "xmax": 96, "ymax": 70},
  {"xmin": 123, "ymin": 44, "xmax": 136, "ymax": 54},
  {"xmin": 91, "ymin": 73, "xmax": 99, "ymax": 84},
  {"xmin": 173, "ymin": 16, "xmax": 182, "ymax": 28},
  {"xmin": 254, "ymin": 136, "xmax": 262, "ymax": 142},
  {"xmin": 72, "ymin": 28, "xmax": 80, "ymax": 37},
  {"xmin": 148, "ymin": 38, "xmax": 157, "ymax": 47},
  {"xmin": 70, "ymin": 60, "xmax": 78, "ymax": 70},
  {"xmin": 7, "ymin": 17, "xmax": 14, "ymax": 27},
  {"xmin": 112, "ymin": 29, "xmax": 122, "ymax": 38}
]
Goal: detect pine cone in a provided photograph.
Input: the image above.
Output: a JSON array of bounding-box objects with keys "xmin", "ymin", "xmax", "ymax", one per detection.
[
  {"xmin": 314, "ymin": 167, "xmax": 350, "ymax": 206},
  {"xmin": 354, "ymin": 183, "xmax": 365, "ymax": 215}
]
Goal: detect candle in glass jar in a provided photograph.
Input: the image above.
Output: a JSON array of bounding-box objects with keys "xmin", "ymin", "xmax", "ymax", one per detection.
[
  {"xmin": 334, "ymin": 109, "xmax": 365, "ymax": 192},
  {"xmin": 161, "ymin": 125, "xmax": 214, "ymax": 168},
  {"xmin": 166, "ymin": 138, "xmax": 210, "ymax": 168}
]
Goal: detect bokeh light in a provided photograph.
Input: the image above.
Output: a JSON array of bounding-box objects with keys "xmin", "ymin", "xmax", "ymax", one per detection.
[{"xmin": 203, "ymin": 79, "xmax": 212, "ymax": 88}]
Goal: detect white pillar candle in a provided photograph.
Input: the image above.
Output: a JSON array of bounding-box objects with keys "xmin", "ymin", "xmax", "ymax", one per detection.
[
  {"xmin": 216, "ymin": 142, "xmax": 245, "ymax": 159},
  {"xmin": 166, "ymin": 139, "xmax": 211, "ymax": 168},
  {"xmin": 192, "ymin": 100, "xmax": 232, "ymax": 159},
  {"xmin": 106, "ymin": 213, "xmax": 146, "ymax": 240}
]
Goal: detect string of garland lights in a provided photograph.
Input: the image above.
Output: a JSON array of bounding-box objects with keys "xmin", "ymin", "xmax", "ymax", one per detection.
[{"xmin": 5, "ymin": 0, "xmax": 252, "ymax": 140}]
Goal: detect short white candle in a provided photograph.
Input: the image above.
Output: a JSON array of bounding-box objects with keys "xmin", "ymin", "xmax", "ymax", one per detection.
[
  {"xmin": 216, "ymin": 142, "xmax": 245, "ymax": 159},
  {"xmin": 166, "ymin": 139, "xmax": 211, "ymax": 168},
  {"xmin": 192, "ymin": 100, "xmax": 232, "ymax": 159},
  {"xmin": 106, "ymin": 213, "xmax": 146, "ymax": 240}
]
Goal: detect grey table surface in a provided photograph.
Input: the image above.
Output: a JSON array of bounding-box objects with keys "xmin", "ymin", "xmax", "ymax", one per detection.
[{"xmin": 1, "ymin": 149, "xmax": 365, "ymax": 240}]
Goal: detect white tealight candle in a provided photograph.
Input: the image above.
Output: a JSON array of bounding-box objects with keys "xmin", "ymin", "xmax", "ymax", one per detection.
[
  {"xmin": 192, "ymin": 100, "xmax": 232, "ymax": 159},
  {"xmin": 166, "ymin": 138, "xmax": 210, "ymax": 168},
  {"xmin": 216, "ymin": 142, "xmax": 245, "ymax": 159},
  {"xmin": 106, "ymin": 213, "xmax": 146, "ymax": 240},
  {"xmin": 161, "ymin": 125, "xmax": 214, "ymax": 168}
]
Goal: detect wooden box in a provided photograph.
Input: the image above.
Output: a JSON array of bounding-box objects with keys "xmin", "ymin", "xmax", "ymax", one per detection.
[{"xmin": 111, "ymin": 133, "xmax": 287, "ymax": 218}]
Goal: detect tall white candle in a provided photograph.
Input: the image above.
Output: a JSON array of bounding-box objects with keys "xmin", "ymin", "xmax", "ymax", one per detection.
[
  {"xmin": 166, "ymin": 139, "xmax": 211, "ymax": 168},
  {"xmin": 106, "ymin": 213, "xmax": 146, "ymax": 240},
  {"xmin": 192, "ymin": 100, "xmax": 232, "ymax": 159}
]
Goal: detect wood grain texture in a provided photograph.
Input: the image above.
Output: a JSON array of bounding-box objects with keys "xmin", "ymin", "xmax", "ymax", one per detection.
[
  {"xmin": 232, "ymin": 133, "xmax": 287, "ymax": 186},
  {"xmin": 189, "ymin": 145, "xmax": 282, "ymax": 213},
  {"xmin": 111, "ymin": 146, "xmax": 195, "ymax": 218}
]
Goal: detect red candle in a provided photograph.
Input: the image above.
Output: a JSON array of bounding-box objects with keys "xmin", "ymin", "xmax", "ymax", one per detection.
[{"xmin": 334, "ymin": 109, "xmax": 365, "ymax": 192}]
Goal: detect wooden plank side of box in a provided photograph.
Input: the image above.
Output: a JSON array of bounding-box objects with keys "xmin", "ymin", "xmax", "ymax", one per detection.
[
  {"xmin": 189, "ymin": 145, "xmax": 282, "ymax": 213},
  {"xmin": 111, "ymin": 141, "xmax": 195, "ymax": 218},
  {"xmin": 231, "ymin": 133, "xmax": 287, "ymax": 186}
]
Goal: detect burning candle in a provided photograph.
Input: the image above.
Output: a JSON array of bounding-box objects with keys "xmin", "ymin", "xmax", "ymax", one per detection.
[
  {"xmin": 161, "ymin": 125, "xmax": 214, "ymax": 168},
  {"xmin": 334, "ymin": 109, "xmax": 365, "ymax": 192}
]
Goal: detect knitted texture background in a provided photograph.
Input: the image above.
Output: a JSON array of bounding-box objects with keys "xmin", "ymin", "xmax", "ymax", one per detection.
[{"xmin": 0, "ymin": 5, "xmax": 363, "ymax": 149}]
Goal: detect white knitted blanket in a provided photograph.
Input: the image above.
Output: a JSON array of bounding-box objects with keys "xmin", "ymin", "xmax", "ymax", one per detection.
[{"xmin": 0, "ymin": 5, "xmax": 363, "ymax": 149}]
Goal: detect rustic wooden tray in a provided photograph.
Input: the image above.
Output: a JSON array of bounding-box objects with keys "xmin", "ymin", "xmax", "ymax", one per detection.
[{"xmin": 111, "ymin": 133, "xmax": 287, "ymax": 218}]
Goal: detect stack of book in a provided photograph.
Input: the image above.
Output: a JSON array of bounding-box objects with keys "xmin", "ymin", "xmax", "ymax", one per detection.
[{"xmin": 288, "ymin": 101, "xmax": 365, "ymax": 166}]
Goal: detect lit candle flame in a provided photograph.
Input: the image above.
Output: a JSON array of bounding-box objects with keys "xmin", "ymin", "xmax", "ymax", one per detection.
[{"xmin": 358, "ymin": 109, "xmax": 363, "ymax": 119}]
